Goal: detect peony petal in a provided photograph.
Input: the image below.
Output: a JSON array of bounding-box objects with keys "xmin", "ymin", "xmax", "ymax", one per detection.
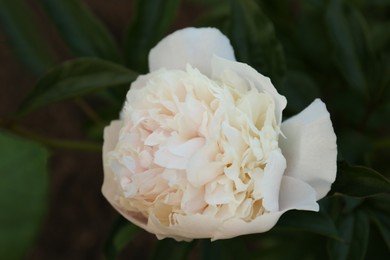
[
  {"xmin": 149, "ymin": 27, "xmax": 235, "ymax": 76},
  {"xmin": 102, "ymin": 121, "xmax": 156, "ymax": 233},
  {"xmin": 211, "ymin": 56, "xmax": 287, "ymax": 125},
  {"xmin": 186, "ymin": 142, "xmax": 224, "ymax": 187},
  {"xmin": 278, "ymin": 176, "xmax": 319, "ymax": 212},
  {"xmin": 212, "ymin": 211, "xmax": 283, "ymax": 240},
  {"xmin": 148, "ymin": 213, "xmax": 222, "ymax": 241},
  {"xmin": 261, "ymin": 149, "xmax": 286, "ymax": 212},
  {"xmin": 102, "ymin": 120, "xmax": 123, "ymax": 201},
  {"xmin": 280, "ymin": 99, "xmax": 337, "ymax": 200}
]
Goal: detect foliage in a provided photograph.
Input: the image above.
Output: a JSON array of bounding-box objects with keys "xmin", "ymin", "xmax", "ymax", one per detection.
[{"xmin": 0, "ymin": 0, "xmax": 388, "ymax": 259}]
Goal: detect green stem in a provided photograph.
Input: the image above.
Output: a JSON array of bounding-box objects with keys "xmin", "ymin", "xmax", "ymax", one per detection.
[{"xmin": 74, "ymin": 97, "xmax": 105, "ymax": 126}]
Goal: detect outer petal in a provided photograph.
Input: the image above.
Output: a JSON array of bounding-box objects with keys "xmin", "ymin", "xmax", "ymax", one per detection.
[
  {"xmin": 148, "ymin": 213, "xmax": 222, "ymax": 241},
  {"xmin": 212, "ymin": 175, "xmax": 318, "ymax": 240},
  {"xmin": 280, "ymin": 99, "xmax": 337, "ymax": 200},
  {"xmin": 102, "ymin": 120, "xmax": 153, "ymax": 232},
  {"xmin": 212, "ymin": 211, "xmax": 283, "ymax": 240},
  {"xmin": 102, "ymin": 120, "xmax": 123, "ymax": 200},
  {"xmin": 261, "ymin": 149, "xmax": 286, "ymax": 212},
  {"xmin": 211, "ymin": 56, "xmax": 287, "ymax": 126},
  {"xmin": 278, "ymin": 176, "xmax": 319, "ymax": 212},
  {"xmin": 149, "ymin": 27, "xmax": 235, "ymax": 76}
]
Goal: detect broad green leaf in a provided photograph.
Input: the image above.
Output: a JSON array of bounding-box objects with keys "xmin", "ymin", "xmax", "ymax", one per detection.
[
  {"xmin": 276, "ymin": 209, "xmax": 339, "ymax": 239},
  {"xmin": 324, "ymin": 0, "xmax": 367, "ymax": 93},
  {"xmin": 104, "ymin": 217, "xmax": 140, "ymax": 260},
  {"xmin": 327, "ymin": 210, "xmax": 370, "ymax": 260},
  {"xmin": 151, "ymin": 238, "xmax": 196, "ymax": 260},
  {"xmin": 331, "ymin": 162, "xmax": 390, "ymax": 197},
  {"xmin": 0, "ymin": 131, "xmax": 48, "ymax": 259},
  {"xmin": 19, "ymin": 58, "xmax": 138, "ymax": 115},
  {"xmin": 0, "ymin": 0, "xmax": 56, "ymax": 75},
  {"xmin": 42, "ymin": 0, "xmax": 121, "ymax": 62},
  {"xmin": 125, "ymin": 0, "xmax": 180, "ymax": 72},
  {"xmin": 228, "ymin": 0, "xmax": 286, "ymax": 84}
]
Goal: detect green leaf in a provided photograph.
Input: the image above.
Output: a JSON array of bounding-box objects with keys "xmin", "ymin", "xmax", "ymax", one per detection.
[
  {"xmin": 151, "ymin": 238, "xmax": 196, "ymax": 260},
  {"xmin": 104, "ymin": 217, "xmax": 140, "ymax": 260},
  {"xmin": 277, "ymin": 209, "xmax": 339, "ymax": 239},
  {"xmin": 0, "ymin": 0, "xmax": 56, "ymax": 75},
  {"xmin": 0, "ymin": 131, "xmax": 48, "ymax": 259},
  {"xmin": 19, "ymin": 58, "xmax": 138, "ymax": 115},
  {"xmin": 125, "ymin": 0, "xmax": 180, "ymax": 72},
  {"xmin": 366, "ymin": 194, "xmax": 390, "ymax": 250},
  {"xmin": 331, "ymin": 162, "xmax": 390, "ymax": 197},
  {"xmin": 41, "ymin": 0, "xmax": 121, "ymax": 62},
  {"xmin": 324, "ymin": 0, "xmax": 367, "ymax": 93},
  {"xmin": 228, "ymin": 0, "xmax": 286, "ymax": 84},
  {"xmin": 327, "ymin": 210, "xmax": 370, "ymax": 260}
]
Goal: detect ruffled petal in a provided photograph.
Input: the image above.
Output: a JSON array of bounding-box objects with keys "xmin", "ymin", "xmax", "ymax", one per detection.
[
  {"xmin": 149, "ymin": 27, "xmax": 235, "ymax": 76},
  {"xmin": 102, "ymin": 120, "xmax": 123, "ymax": 200},
  {"xmin": 280, "ymin": 99, "xmax": 337, "ymax": 200},
  {"xmin": 211, "ymin": 56, "xmax": 287, "ymax": 126}
]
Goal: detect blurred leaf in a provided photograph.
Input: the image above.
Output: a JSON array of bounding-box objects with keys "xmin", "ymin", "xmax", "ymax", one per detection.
[
  {"xmin": 371, "ymin": 21, "xmax": 390, "ymax": 53},
  {"xmin": 19, "ymin": 58, "xmax": 138, "ymax": 115},
  {"xmin": 104, "ymin": 217, "xmax": 139, "ymax": 260},
  {"xmin": 331, "ymin": 162, "xmax": 390, "ymax": 197},
  {"xmin": 327, "ymin": 210, "xmax": 370, "ymax": 260},
  {"xmin": 195, "ymin": 3, "xmax": 229, "ymax": 29},
  {"xmin": 0, "ymin": 0, "xmax": 56, "ymax": 75},
  {"xmin": 346, "ymin": 7, "xmax": 373, "ymax": 62},
  {"xmin": 366, "ymin": 194, "xmax": 390, "ymax": 250},
  {"xmin": 324, "ymin": 0, "xmax": 367, "ymax": 93},
  {"xmin": 277, "ymin": 209, "xmax": 339, "ymax": 239},
  {"xmin": 228, "ymin": 0, "xmax": 286, "ymax": 84},
  {"xmin": 0, "ymin": 131, "xmax": 48, "ymax": 259},
  {"xmin": 42, "ymin": 0, "xmax": 121, "ymax": 62},
  {"xmin": 337, "ymin": 131, "xmax": 371, "ymax": 164},
  {"xmin": 250, "ymin": 230, "xmax": 328, "ymax": 260},
  {"xmin": 125, "ymin": 0, "xmax": 180, "ymax": 72},
  {"xmin": 151, "ymin": 238, "xmax": 196, "ymax": 260},
  {"xmin": 369, "ymin": 210, "xmax": 390, "ymax": 251}
]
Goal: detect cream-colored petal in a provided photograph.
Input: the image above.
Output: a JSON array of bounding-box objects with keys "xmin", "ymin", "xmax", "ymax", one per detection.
[
  {"xmin": 278, "ymin": 176, "xmax": 319, "ymax": 212},
  {"xmin": 102, "ymin": 120, "xmax": 123, "ymax": 201},
  {"xmin": 149, "ymin": 27, "xmax": 235, "ymax": 76},
  {"xmin": 186, "ymin": 142, "xmax": 224, "ymax": 187},
  {"xmin": 280, "ymin": 99, "xmax": 337, "ymax": 200},
  {"xmin": 212, "ymin": 211, "xmax": 284, "ymax": 240},
  {"xmin": 261, "ymin": 149, "xmax": 287, "ymax": 212},
  {"xmin": 211, "ymin": 56, "xmax": 287, "ymax": 125},
  {"xmin": 102, "ymin": 120, "xmax": 156, "ymax": 233},
  {"xmin": 148, "ymin": 213, "xmax": 222, "ymax": 241}
]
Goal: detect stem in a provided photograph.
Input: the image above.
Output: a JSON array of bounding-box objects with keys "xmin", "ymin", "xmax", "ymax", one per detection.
[
  {"xmin": 74, "ymin": 97, "xmax": 105, "ymax": 126},
  {"xmin": 11, "ymin": 126, "xmax": 102, "ymax": 152}
]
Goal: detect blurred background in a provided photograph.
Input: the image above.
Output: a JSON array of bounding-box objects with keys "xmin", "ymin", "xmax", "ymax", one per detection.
[{"xmin": 0, "ymin": 0, "xmax": 389, "ymax": 259}]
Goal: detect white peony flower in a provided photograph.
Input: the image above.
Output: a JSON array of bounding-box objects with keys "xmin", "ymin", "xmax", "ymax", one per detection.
[{"xmin": 102, "ymin": 27, "xmax": 337, "ymax": 241}]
